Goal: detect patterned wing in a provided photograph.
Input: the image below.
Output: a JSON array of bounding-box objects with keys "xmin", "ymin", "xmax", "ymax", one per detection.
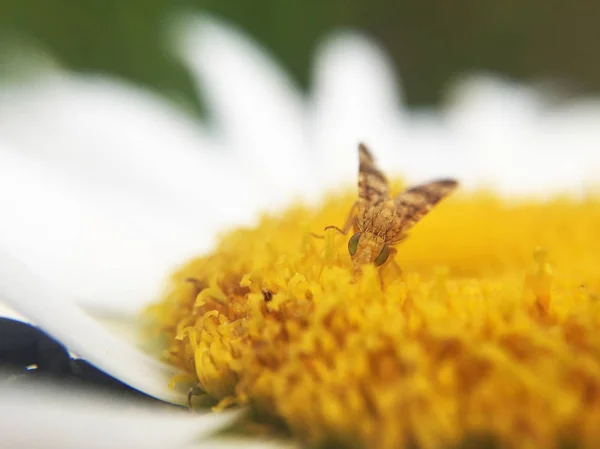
[
  {"xmin": 358, "ymin": 143, "xmax": 389, "ymax": 205},
  {"xmin": 394, "ymin": 179, "xmax": 458, "ymax": 232}
]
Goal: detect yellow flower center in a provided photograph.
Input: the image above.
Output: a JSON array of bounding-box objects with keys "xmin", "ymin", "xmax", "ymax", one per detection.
[{"xmin": 145, "ymin": 185, "xmax": 600, "ymax": 449}]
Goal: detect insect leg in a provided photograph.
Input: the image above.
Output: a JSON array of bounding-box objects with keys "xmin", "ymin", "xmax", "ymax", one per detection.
[
  {"xmin": 324, "ymin": 202, "xmax": 358, "ymax": 236},
  {"xmin": 387, "ymin": 247, "xmax": 403, "ymax": 277},
  {"xmin": 377, "ymin": 247, "xmax": 401, "ymax": 273},
  {"xmin": 187, "ymin": 386, "xmax": 195, "ymax": 411},
  {"xmin": 377, "ymin": 247, "xmax": 404, "ymax": 290},
  {"xmin": 323, "ymin": 225, "xmax": 346, "ymax": 235},
  {"xmin": 187, "ymin": 384, "xmax": 204, "ymax": 411}
]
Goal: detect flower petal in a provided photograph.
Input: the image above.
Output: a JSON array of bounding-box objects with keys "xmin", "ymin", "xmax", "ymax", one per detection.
[
  {"xmin": 191, "ymin": 437, "xmax": 299, "ymax": 448},
  {"xmin": 0, "ymin": 381, "xmax": 242, "ymax": 449},
  {"xmin": 0, "ymin": 301, "xmax": 27, "ymax": 322},
  {"xmin": 444, "ymin": 75, "xmax": 600, "ymax": 196},
  {"xmin": 0, "ymin": 74, "xmax": 258, "ymax": 227},
  {"xmin": 176, "ymin": 15, "xmax": 316, "ymax": 206},
  {"xmin": 0, "ymin": 142, "xmax": 199, "ymax": 314},
  {"xmin": 0, "ymin": 248, "xmax": 191, "ymax": 403},
  {"xmin": 0, "ymin": 74, "xmax": 269, "ymax": 312},
  {"xmin": 308, "ymin": 32, "xmax": 407, "ymax": 188}
]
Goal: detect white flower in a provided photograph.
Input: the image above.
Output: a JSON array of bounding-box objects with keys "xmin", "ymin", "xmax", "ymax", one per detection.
[{"xmin": 0, "ymin": 12, "xmax": 599, "ymax": 449}]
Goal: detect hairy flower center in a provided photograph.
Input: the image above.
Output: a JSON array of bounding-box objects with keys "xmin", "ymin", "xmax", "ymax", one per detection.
[{"xmin": 145, "ymin": 187, "xmax": 600, "ymax": 449}]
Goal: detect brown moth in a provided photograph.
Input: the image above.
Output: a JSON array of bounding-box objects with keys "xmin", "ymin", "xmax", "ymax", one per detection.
[{"xmin": 325, "ymin": 143, "xmax": 458, "ymax": 274}]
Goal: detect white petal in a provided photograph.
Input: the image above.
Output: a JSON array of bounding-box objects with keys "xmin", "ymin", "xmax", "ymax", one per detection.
[
  {"xmin": 445, "ymin": 74, "xmax": 543, "ymax": 141},
  {"xmin": 0, "ymin": 301, "xmax": 27, "ymax": 322},
  {"xmin": 444, "ymin": 74, "xmax": 543, "ymax": 186},
  {"xmin": 194, "ymin": 437, "xmax": 299, "ymax": 448},
  {"xmin": 176, "ymin": 15, "xmax": 315, "ymax": 207},
  {"xmin": 392, "ymin": 109, "xmax": 469, "ymax": 183},
  {"xmin": 0, "ymin": 74, "xmax": 255, "ymax": 227},
  {"xmin": 0, "ymin": 382, "xmax": 241, "ymax": 449},
  {"xmin": 0, "ymin": 75, "xmax": 266, "ymax": 312},
  {"xmin": 309, "ymin": 32, "xmax": 406, "ymax": 188},
  {"xmin": 0, "ymin": 143, "xmax": 195, "ymax": 314},
  {"xmin": 0, "ymin": 249, "xmax": 190, "ymax": 404},
  {"xmin": 535, "ymin": 100, "xmax": 600, "ymax": 194},
  {"xmin": 443, "ymin": 75, "xmax": 600, "ymax": 196}
]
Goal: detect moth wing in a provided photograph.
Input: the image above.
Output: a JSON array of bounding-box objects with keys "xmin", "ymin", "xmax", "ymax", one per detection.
[
  {"xmin": 358, "ymin": 143, "xmax": 390, "ymax": 205},
  {"xmin": 394, "ymin": 179, "xmax": 458, "ymax": 232}
]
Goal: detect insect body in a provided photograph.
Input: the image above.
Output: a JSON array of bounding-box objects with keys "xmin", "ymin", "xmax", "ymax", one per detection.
[{"xmin": 325, "ymin": 143, "xmax": 458, "ymax": 275}]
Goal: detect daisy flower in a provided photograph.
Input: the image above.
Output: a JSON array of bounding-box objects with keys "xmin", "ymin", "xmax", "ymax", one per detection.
[{"xmin": 1, "ymin": 12, "xmax": 600, "ymax": 449}]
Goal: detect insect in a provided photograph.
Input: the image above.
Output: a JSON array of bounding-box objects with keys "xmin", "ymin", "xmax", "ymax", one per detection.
[{"xmin": 324, "ymin": 143, "xmax": 458, "ymax": 276}]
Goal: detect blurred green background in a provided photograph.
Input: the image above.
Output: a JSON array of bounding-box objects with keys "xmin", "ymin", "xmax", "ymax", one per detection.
[{"xmin": 0, "ymin": 0, "xmax": 596, "ymax": 114}]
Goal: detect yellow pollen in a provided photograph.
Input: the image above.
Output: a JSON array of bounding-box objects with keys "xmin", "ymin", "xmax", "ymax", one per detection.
[{"xmin": 144, "ymin": 187, "xmax": 600, "ymax": 449}]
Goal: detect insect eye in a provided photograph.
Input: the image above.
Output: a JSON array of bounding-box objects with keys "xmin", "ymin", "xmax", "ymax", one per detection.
[
  {"xmin": 348, "ymin": 232, "xmax": 361, "ymax": 255},
  {"xmin": 374, "ymin": 244, "xmax": 389, "ymax": 267}
]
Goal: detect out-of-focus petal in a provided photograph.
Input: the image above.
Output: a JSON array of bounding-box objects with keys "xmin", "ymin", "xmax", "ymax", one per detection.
[
  {"xmin": 0, "ymin": 301, "xmax": 27, "ymax": 322},
  {"xmin": 0, "ymin": 74, "xmax": 258, "ymax": 226},
  {"xmin": 0, "ymin": 381, "xmax": 241, "ymax": 449},
  {"xmin": 443, "ymin": 75, "xmax": 600, "ymax": 196},
  {"xmin": 309, "ymin": 33, "xmax": 406, "ymax": 189},
  {"xmin": 0, "ymin": 74, "xmax": 272, "ymax": 312},
  {"xmin": 0, "ymin": 141, "xmax": 214, "ymax": 314},
  {"xmin": 176, "ymin": 15, "xmax": 316, "ymax": 206},
  {"xmin": 191, "ymin": 437, "xmax": 299, "ymax": 449},
  {"xmin": 0, "ymin": 249, "xmax": 190, "ymax": 403}
]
